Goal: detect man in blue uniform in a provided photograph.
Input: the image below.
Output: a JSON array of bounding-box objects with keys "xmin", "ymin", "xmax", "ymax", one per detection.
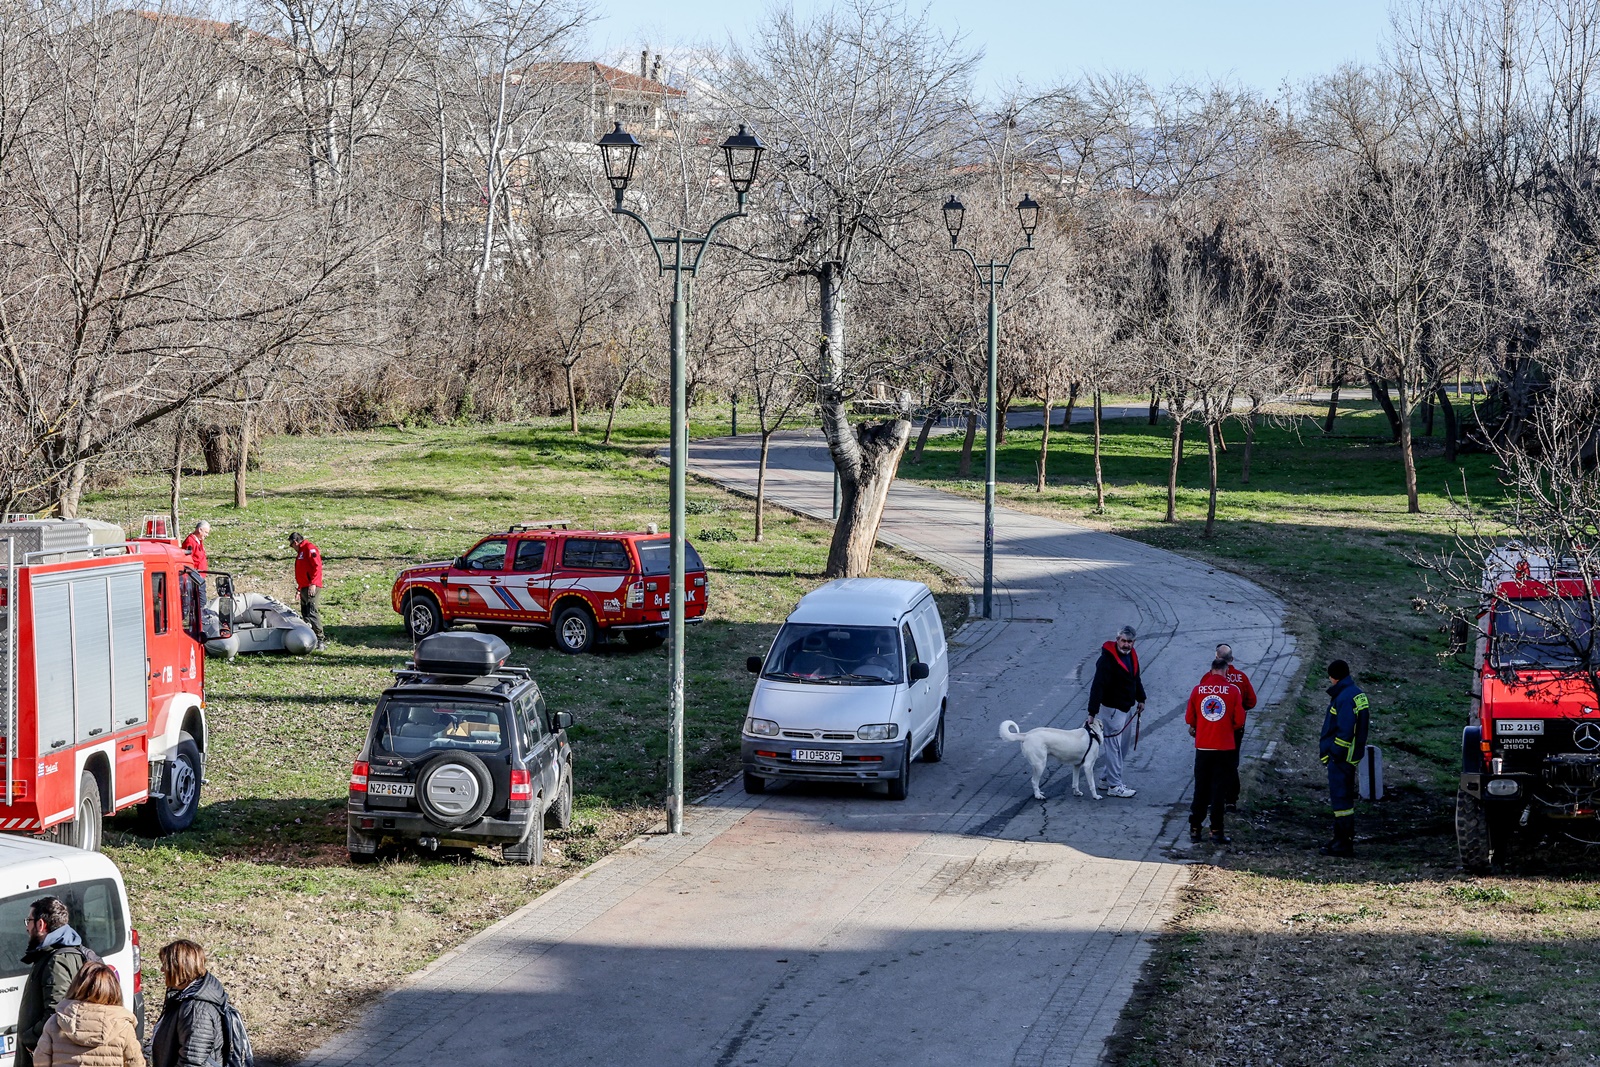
[{"xmin": 1318, "ymin": 659, "xmax": 1370, "ymax": 857}]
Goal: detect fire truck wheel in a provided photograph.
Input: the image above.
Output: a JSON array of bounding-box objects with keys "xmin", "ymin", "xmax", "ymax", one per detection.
[
  {"xmin": 51, "ymin": 772, "xmax": 103, "ymax": 852},
  {"xmin": 1456, "ymin": 790, "xmax": 1493, "ymax": 872},
  {"xmin": 503, "ymin": 812, "xmax": 544, "ymax": 866},
  {"xmin": 553, "ymin": 603, "xmax": 597, "ymax": 655},
  {"xmin": 544, "ymin": 768, "xmax": 573, "ymax": 831},
  {"xmin": 142, "ymin": 738, "xmax": 203, "ymax": 836},
  {"xmin": 404, "ymin": 594, "xmax": 443, "ymax": 639}
]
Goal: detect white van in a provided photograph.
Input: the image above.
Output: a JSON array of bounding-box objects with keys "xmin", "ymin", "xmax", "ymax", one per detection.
[
  {"xmin": 0, "ymin": 837, "xmax": 142, "ymax": 1064},
  {"xmin": 742, "ymin": 579, "xmax": 949, "ymax": 799}
]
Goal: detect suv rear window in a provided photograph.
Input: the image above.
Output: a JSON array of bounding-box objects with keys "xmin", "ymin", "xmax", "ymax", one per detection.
[
  {"xmin": 636, "ymin": 539, "xmax": 705, "ymax": 576},
  {"xmin": 376, "ymin": 699, "xmax": 509, "ymax": 756},
  {"xmin": 0, "ymin": 879, "xmax": 126, "ymax": 979},
  {"xmin": 562, "ymin": 539, "xmax": 631, "ymax": 571}
]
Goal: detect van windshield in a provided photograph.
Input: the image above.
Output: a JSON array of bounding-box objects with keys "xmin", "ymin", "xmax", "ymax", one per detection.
[
  {"xmin": 761, "ymin": 623, "xmax": 903, "ymax": 685},
  {"xmin": 1492, "ymin": 599, "xmax": 1597, "ymax": 669},
  {"xmin": 376, "ymin": 699, "xmax": 509, "ymax": 757}
]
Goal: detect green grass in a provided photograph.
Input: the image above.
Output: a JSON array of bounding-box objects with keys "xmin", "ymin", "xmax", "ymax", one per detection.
[{"xmin": 80, "ymin": 412, "xmax": 962, "ymax": 1059}]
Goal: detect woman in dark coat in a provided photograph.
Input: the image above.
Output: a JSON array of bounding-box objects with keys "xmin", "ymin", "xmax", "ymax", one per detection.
[{"xmin": 148, "ymin": 941, "xmax": 229, "ymax": 1067}]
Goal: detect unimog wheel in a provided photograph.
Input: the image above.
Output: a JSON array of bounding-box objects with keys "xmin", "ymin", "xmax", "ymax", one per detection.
[{"xmin": 1456, "ymin": 789, "xmax": 1493, "ymax": 873}]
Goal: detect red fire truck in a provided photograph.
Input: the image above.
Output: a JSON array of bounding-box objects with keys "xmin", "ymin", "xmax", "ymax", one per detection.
[
  {"xmin": 1458, "ymin": 548, "xmax": 1600, "ymax": 869},
  {"xmin": 0, "ymin": 518, "xmax": 209, "ymax": 850}
]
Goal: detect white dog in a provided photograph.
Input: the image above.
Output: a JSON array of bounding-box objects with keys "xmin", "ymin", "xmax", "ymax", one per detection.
[{"xmin": 998, "ymin": 718, "xmax": 1104, "ymax": 801}]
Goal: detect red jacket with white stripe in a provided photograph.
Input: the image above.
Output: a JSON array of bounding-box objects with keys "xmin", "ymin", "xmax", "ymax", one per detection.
[
  {"xmin": 295, "ymin": 539, "xmax": 323, "ymax": 589},
  {"xmin": 1185, "ymin": 672, "xmax": 1246, "ymax": 750}
]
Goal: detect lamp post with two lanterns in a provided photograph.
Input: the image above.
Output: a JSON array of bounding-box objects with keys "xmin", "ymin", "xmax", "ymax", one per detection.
[
  {"xmin": 941, "ymin": 192, "xmax": 1041, "ymax": 620},
  {"xmin": 596, "ymin": 121, "xmax": 765, "ymax": 834}
]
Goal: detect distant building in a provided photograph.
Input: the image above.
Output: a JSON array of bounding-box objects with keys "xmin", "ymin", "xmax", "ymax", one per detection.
[{"xmin": 535, "ymin": 54, "xmax": 688, "ymax": 142}]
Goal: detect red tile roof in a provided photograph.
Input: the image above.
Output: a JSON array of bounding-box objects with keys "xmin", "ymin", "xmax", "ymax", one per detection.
[{"xmin": 528, "ymin": 62, "xmax": 686, "ymax": 98}]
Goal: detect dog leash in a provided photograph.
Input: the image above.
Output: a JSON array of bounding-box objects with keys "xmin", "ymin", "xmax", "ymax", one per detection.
[{"xmin": 1088, "ymin": 709, "xmax": 1144, "ymax": 750}]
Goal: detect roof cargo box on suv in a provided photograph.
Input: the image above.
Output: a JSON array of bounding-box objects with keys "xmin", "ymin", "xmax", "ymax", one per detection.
[{"xmin": 414, "ymin": 632, "xmax": 510, "ymax": 677}]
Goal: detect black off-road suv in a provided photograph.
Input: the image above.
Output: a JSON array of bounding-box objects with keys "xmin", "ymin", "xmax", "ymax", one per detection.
[{"xmin": 347, "ymin": 632, "xmax": 575, "ymax": 864}]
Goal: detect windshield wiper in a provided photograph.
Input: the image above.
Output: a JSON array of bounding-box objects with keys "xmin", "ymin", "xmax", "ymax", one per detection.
[{"xmin": 837, "ymin": 673, "xmax": 891, "ymax": 684}]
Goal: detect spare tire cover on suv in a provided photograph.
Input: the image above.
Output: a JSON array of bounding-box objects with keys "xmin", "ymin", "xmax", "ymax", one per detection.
[{"xmin": 417, "ymin": 752, "xmax": 495, "ymax": 828}]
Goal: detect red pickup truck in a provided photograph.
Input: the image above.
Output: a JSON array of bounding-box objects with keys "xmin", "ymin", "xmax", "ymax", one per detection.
[{"xmin": 392, "ymin": 522, "xmax": 708, "ymax": 653}]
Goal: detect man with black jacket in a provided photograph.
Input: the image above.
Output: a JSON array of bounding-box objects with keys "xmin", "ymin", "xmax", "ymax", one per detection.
[
  {"xmin": 16, "ymin": 897, "xmax": 98, "ymax": 1067},
  {"xmin": 1088, "ymin": 625, "xmax": 1147, "ymax": 798}
]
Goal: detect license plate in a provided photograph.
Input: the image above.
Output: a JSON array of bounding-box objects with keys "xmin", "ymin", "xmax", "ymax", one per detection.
[
  {"xmin": 1498, "ymin": 720, "xmax": 1545, "ymax": 736},
  {"xmin": 792, "ymin": 749, "xmax": 842, "ymax": 763},
  {"xmin": 2, "ymin": 1034, "xmax": 13, "ymax": 1054},
  {"xmin": 368, "ymin": 781, "xmax": 415, "ymax": 797}
]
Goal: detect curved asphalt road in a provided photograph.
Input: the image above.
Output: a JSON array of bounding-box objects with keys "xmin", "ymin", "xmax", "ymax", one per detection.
[{"xmin": 306, "ymin": 431, "xmax": 1298, "ymax": 1067}]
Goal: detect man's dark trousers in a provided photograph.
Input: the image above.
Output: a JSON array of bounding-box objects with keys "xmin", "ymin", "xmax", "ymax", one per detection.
[{"xmin": 1191, "ymin": 750, "xmax": 1231, "ymax": 832}]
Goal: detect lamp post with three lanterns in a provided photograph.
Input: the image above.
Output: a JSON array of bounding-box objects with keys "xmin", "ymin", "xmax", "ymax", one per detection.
[
  {"xmin": 596, "ymin": 121, "xmax": 765, "ymax": 833},
  {"xmin": 941, "ymin": 192, "xmax": 1041, "ymax": 620}
]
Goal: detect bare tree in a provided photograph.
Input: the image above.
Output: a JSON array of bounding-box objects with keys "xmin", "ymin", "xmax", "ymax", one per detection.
[{"xmin": 719, "ymin": 0, "xmax": 978, "ymax": 577}]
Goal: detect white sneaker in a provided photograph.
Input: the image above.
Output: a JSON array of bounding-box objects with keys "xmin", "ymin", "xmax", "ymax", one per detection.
[{"xmin": 1106, "ymin": 785, "xmax": 1137, "ymax": 799}]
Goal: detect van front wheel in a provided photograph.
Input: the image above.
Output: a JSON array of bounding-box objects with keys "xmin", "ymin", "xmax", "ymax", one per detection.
[
  {"xmin": 886, "ymin": 741, "xmax": 911, "ymax": 801},
  {"xmin": 923, "ymin": 707, "xmax": 946, "ymax": 763}
]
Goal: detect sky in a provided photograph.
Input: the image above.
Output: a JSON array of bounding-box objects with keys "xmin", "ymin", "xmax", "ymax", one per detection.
[{"xmin": 589, "ymin": 0, "xmax": 1397, "ymax": 97}]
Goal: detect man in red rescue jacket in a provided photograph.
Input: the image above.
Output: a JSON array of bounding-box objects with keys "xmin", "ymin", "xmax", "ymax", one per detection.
[
  {"xmin": 1216, "ymin": 643, "xmax": 1258, "ymax": 811},
  {"xmin": 289, "ymin": 531, "xmax": 325, "ymax": 649},
  {"xmin": 181, "ymin": 521, "xmax": 210, "ymax": 598},
  {"xmin": 1186, "ymin": 657, "xmax": 1247, "ymax": 845}
]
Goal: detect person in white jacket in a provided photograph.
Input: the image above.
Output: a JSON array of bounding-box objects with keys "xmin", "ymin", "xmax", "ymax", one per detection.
[{"xmin": 34, "ymin": 962, "xmax": 142, "ymax": 1067}]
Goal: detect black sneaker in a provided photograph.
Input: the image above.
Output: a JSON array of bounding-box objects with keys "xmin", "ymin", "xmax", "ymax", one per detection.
[
  {"xmin": 1210, "ymin": 833, "xmax": 1232, "ymax": 845},
  {"xmin": 1224, "ymin": 803, "xmax": 1238, "ymax": 814},
  {"xmin": 1318, "ymin": 840, "xmax": 1354, "ymax": 857},
  {"xmin": 1189, "ymin": 825, "xmax": 1203, "ymax": 843}
]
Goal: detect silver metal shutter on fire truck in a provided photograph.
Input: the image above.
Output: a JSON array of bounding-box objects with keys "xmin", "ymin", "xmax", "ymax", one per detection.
[{"xmin": 31, "ymin": 563, "xmax": 147, "ymax": 755}]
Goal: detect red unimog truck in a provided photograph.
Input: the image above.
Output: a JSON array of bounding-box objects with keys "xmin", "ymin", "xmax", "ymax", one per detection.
[{"xmin": 1458, "ymin": 548, "xmax": 1600, "ymax": 870}]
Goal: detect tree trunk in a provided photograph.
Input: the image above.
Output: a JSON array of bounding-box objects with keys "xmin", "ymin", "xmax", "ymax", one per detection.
[
  {"xmin": 1422, "ymin": 399, "xmax": 1435, "ymax": 437},
  {"xmin": 234, "ymin": 406, "xmax": 254, "ymax": 509},
  {"xmin": 755, "ymin": 431, "xmax": 771, "ymax": 542},
  {"xmin": 957, "ymin": 410, "xmax": 977, "ymax": 478},
  {"xmin": 1148, "ymin": 386, "xmax": 1160, "ymax": 425},
  {"xmin": 565, "ymin": 364, "xmax": 579, "ymax": 434},
  {"xmin": 169, "ymin": 407, "xmax": 190, "ymax": 535},
  {"xmin": 1165, "ymin": 417, "xmax": 1183, "ymax": 522},
  {"xmin": 1204, "ymin": 420, "xmax": 1219, "ymax": 538},
  {"xmin": 1241, "ymin": 409, "xmax": 1256, "ymax": 485},
  {"xmin": 1436, "ymin": 385, "xmax": 1459, "ymax": 462},
  {"xmin": 910, "ymin": 413, "xmax": 937, "ymax": 464},
  {"xmin": 1324, "ymin": 376, "xmax": 1342, "ymax": 434},
  {"xmin": 996, "ymin": 399, "xmax": 1010, "ymax": 446},
  {"xmin": 57, "ymin": 460, "xmax": 87, "ymax": 519},
  {"xmin": 1369, "ymin": 377, "xmax": 1402, "ymax": 441},
  {"xmin": 200, "ymin": 424, "xmax": 231, "ymax": 475},
  {"xmin": 1037, "ymin": 391, "xmax": 1052, "ymax": 492},
  {"xmin": 1093, "ymin": 391, "xmax": 1105, "ymax": 512},
  {"xmin": 1062, "ymin": 382, "xmax": 1078, "ymax": 429},
  {"xmin": 1396, "ymin": 382, "xmax": 1420, "ymax": 514},
  {"xmin": 816, "ymin": 261, "xmax": 912, "ymax": 578},
  {"xmin": 821, "ymin": 415, "xmax": 911, "ymax": 578}
]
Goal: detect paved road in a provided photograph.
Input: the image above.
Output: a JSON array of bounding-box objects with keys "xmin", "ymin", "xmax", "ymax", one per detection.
[{"xmin": 305, "ymin": 433, "xmax": 1298, "ymax": 1067}]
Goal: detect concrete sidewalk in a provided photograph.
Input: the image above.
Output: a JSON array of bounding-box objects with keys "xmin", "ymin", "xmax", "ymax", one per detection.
[{"xmin": 304, "ymin": 432, "xmax": 1297, "ymax": 1067}]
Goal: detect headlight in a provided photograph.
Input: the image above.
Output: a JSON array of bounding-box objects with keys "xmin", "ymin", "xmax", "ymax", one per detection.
[
  {"xmin": 857, "ymin": 723, "xmax": 899, "ymax": 741},
  {"xmin": 744, "ymin": 717, "xmax": 780, "ymax": 737}
]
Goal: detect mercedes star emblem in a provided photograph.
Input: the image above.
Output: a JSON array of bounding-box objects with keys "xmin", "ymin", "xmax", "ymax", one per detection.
[{"xmin": 1575, "ymin": 722, "xmax": 1600, "ymax": 751}]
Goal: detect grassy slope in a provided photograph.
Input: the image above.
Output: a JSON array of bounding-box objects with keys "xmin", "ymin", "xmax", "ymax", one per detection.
[
  {"xmin": 82, "ymin": 414, "xmax": 963, "ymax": 1061},
  {"xmin": 906, "ymin": 403, "xmax": 1600, "ymax": 1065}
]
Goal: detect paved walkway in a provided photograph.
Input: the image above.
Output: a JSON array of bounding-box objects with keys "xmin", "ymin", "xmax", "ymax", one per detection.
[{"xmin": 304, "ymin": 432, "xmax": 1298, "ymax": 1067}]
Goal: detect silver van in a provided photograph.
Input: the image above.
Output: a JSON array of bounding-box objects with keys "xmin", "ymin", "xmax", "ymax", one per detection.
[
  {"xmin": 0, "ymin": 837, "xmax": 143, "ymax": 1064},
  {"xmin": 742, "ymin": 579, "xmax": 949, "ymax": 799}
]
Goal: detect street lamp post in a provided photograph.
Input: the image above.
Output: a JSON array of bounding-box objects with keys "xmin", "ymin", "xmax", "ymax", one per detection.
[
  {"xmin": 943, "ymin": 192, "xmax": 1040, "ymax": 620},
  {"xmin": 597, "ymin": 121, "xmax": 764, "ymax": 834}
]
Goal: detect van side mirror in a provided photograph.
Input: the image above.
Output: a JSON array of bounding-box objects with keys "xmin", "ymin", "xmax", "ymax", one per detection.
[
  {"xmin": 213, "ymin": 573, "xmax": 234, "ymax": 599},
  {"xmin": 746, "ymin": 656, "xmax": 762, "ymax": 674},
  {"xmin": 554, "ymin": 711, "xmax": 575, "ymax": 730},
  {"xmin": 909, "ymin": 662, "xmax": 930, "ymax": 681}
]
